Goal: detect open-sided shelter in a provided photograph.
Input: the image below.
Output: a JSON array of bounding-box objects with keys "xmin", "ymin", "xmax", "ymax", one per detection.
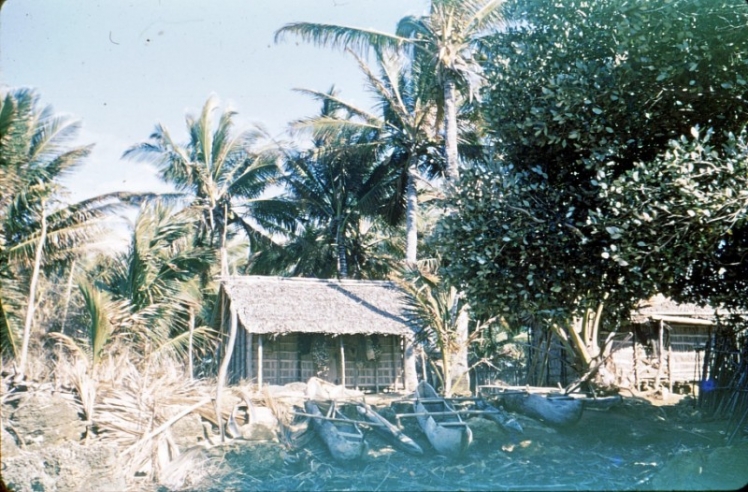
[{"xmin": 217, "ymin": 276, "xmax": 418, "ymax": 391}]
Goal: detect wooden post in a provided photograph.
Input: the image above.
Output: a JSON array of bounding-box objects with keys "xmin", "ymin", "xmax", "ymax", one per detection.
[
  {"xmin": 188, "ymin": 306, "xmax": 194, "ymax": 380},
  {"xmin": 375, "ymin": 358, "xmax": 379, "ymax": 394},
  {"xmin": 339, "ymin": 337, "xmax": 346, "ymax": 387},
  {"xmin": 633, "ymin": 331, "xmax": 640, "ymax": 391},
  {"xmin": 667, "ymin": 336, "xmax": 673, "ymax": 394},
  {"xmin": 392, "ymin": 336, "xmax": 399, "ymax": 392},
  {"xmin": 258, "ymin": 334, "xmax": 264, "ymax": 389},
  {"xmin": 276, "ymin": 337, "xmax": 281, "ymax": 385},
  {"xmin": 420, "ymin": 344, "xmax": 427, "ymax": 381},
  {"xmin": 655, "ymin": 320, "xmax": 664, "ymax": 393},
  {"xmin": 246, "ymin": 333, "xmax": 253, "ymax": 384}
]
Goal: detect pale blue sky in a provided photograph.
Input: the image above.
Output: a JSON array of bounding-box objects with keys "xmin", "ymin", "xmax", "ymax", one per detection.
[{"xmin": 1, "ymin": 0, "xmax": 427, "ymax": 204}]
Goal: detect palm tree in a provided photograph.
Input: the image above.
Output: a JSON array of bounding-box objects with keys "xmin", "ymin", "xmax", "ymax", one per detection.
[
  {"xmin": 0, "ymin": 89, "xmax": 141, "ymax": 369},
  {"xmin": 83, "ymin": 200, "xmax": 216, "ymax": 366},
  {"xmin": 274, "ymin": 0, "xmax": 504, "ymax": 182},
  {"xmin": 292, "ymin": 50, "xmax": 443, "ymax": 265},
  {"xmin": 396, "ymin": 0, "xmax": 504, "ymax": 181},
  {"xmin": 268, "ymin": 89, "xmax": 397, "ymax": 279},
  {"xmin": 123, "ymin": 95, "xmax": 283, "ymax": 253},
  {"xmin": 395, "ymin": 259, "xmax": 474, "ymax": 397}
]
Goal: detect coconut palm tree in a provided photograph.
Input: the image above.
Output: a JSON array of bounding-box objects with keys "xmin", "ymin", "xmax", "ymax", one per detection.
[
  {"xmin": 395, "ymin": 259, "xmax": 471, "ymax": 397},
  {"xmin": 396, "ymin": 0, "xmax": 504, "ymax": 180},
  {"xmin": 77, "ymin": 200, "xmax": 217, "ymax": 366},
  {"xmin": 268, "ymin": 90, "xmax": 398, "ymax": 279},
  {"xmin": 274, "ymin": 0, "xmax": 504, "ymax": 182},
  {"xmin": 123, "ymin": 95, "xmax": 284, "ymax": 253},
  {"xmin": 292, "ymin": 50, "xmax": 443, "ymax": 265},
  {"xmin": 0, "ymin": 89, "xmax": 142, "ymax": 369}
]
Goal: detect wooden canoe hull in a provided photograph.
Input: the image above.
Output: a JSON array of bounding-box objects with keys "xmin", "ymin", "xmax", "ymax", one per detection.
[
  {"xmin": 475, "ymin": 399, "xmax": 523, "ymax": 433},
  {"xmin": 500, "ymin": 392, "xmax": 584, "ymax": 427},
  {"xmin": 568, "ymin": 394, "xmax": 623, "ymax": 411},
  {"xmin": 414, "ymin": 382, "xmax": 472, "ymax": 458},
  {"xmin": 304, "ymin": 400, "xmax": 366, "ymax": 462},
  {"xmin": 356, "ymin": 403, "xmax": 424, "ymax": 456}
]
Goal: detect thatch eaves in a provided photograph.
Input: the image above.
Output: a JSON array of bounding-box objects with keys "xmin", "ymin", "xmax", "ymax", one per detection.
[
  {"xmin": 220, "ymin": 276, "xmax": 416, "ymax": 337},
  {"xmin": 631, "ymin": 294, "xmax": 716, "ymax": 325}
]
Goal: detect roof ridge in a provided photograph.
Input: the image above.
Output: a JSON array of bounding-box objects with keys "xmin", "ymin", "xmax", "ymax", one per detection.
[{"xmin": 220, "ymin": 275, "xmax": 397, "ymax": 286}]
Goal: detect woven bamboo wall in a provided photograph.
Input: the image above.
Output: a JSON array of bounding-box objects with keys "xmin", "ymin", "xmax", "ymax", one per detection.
[
  {"xmin": 608, "ymin": 324, "xmax": 711, "ymax": 389},
  {"xmin": 227, "ymin": 331, "xmax": 404, "ymax": 390}
]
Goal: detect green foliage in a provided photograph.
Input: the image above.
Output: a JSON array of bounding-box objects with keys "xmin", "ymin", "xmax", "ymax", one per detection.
[
  {"xmin": 436, "ymin": 164, "xmax": 615, "ymax": 325},
  {"xmin": 483, "ymin": 0, "xmax": 747, "ymax": 175},
  {"xmin": 592, "ymin": 128, "xmax": 748, "ymax": 310},
  {"xmin": 395, "ymin": 259, "xmax": 470, "ymax": 394},
  {"xmin": 436, "ymin": 0, "xmax": 748, "ymax": 330},
  {"xmin": 123, "ymin": 95, "xmax": 283, "ymax": 251},
  {"xmin": 100, "ymin": 201, "xmax": 217, "ymax": 361},
  {"xmin": 396, "ymin": 0, "xmax": 505, "ymax": 92},
  {"xmin": 78, "ymin": 278, "xmax": 117, "ymax": 367},
  {"xmin": 251, "ymin": 89, "xmax": 402, "ymax": 279},
  {"xmin": 0, "ymin": 89, "xmax": 133, "ymax": 358}
]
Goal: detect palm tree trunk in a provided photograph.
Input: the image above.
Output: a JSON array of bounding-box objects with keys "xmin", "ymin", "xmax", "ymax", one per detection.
[
  {"xmin": 443, "ymin": 75, "xmax": 459, "ymax": 182},
  {"xmin": 405, "ymin": 164, "xmax": 418, "ymax": 265},
  {"xmin": 441, "ymin": 341, "xmax": 452, "ymax": 397},
  {"xmin": 215, "ymin": 304, "xmax": 239, "ymax": 443},
  {"xmin": 336, "ymin": 223, "xmax": 348, "ymax": 279},
  {"xmin": 60, "ymin": 259, "xmax": 76, "ymax": 336},
  {"xmin": 19, "ymin": 202, "xmax": 47, "ymax": 376}
]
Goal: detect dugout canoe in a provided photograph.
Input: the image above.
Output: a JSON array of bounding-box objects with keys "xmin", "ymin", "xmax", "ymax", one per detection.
[
  {"xmin": 499, "ymin": 391, "xmax": 584, "ymax": 427},
  {"xmin": 414, "ymin": 381, "xmax": 472, "ymax": 458},
  {"xmin": 474, "ymin": 398, "xmax": 523, "ymax": 433},
  {"xmin": 355, "ymin": 402, "xmax": 423, "ymax": 456},
  {"xmin": 304, "ymin": 400, "xmax": 366, "ymax": 462},
  {"xmin": 566, "ymin": 393, "xmax": 623, "ymax": 411}
]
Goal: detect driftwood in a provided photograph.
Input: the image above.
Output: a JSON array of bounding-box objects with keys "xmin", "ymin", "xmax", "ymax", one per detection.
[{"xmin": 122, "ymin": 396, "xmax": 214, "ymax": 457}]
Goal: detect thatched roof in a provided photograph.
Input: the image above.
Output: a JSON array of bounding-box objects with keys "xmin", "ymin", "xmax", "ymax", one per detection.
[
  {"xmin": 221, "ymin": 276, "xmax": 416, "ymax": 337},
  {"xmin": 631, "ymin": 294, "xmax": 716, "ymax": 325}
]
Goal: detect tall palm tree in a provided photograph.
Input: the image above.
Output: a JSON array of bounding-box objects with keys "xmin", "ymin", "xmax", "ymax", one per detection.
[
  {"xmin": 0, "ymin": 89, "xmax": 140, "ymax": 367},
  {"xmin": 123, "ymin": 96, "xmax": 284, "ymax": 252},
  {"xmin": 274, "ymin": 0, "xmax": 504, "ymax": 182},
  {"xmin": 292, "ymin": 50, "xmax": 442, "ymax": 264},
  {"xmin": 396, "ymin": 0, "xmax": 504, "ymax": 181}
]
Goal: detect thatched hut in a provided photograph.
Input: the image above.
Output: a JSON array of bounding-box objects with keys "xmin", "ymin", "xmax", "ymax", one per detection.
[
  {"xmin": 217, "ymin": 276, "xmax": 418, "ymax": 392},
  {"xmin": 608, "ymin": 295, "xmax": 717, "ymax": 391}
]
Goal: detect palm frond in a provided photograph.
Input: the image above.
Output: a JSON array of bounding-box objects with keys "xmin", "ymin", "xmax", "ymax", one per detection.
[
  {"xmin": 78, "ymin": 278, "xmax": 116, "ymax": 367},
  {"xmin": 462, "ymin": 0, "xmax": 505, "ymax": 35},
  {"xmin": 274, "ymin": 22, "xmax": 409, "ymax": 55},
  {"xmin": 291, "ymin": 88, "xmax": 380, "ymax": 124}
]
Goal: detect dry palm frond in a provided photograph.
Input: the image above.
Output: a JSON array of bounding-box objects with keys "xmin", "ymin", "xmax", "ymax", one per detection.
[
  {"xmin": 159, "ymin": 445, "xmax": 222, "ymax": 491},
  {"xmin": 93, "ymin": 356, "xmax": 217, "ymax": 483},
  {"xmin": 70, "ymin": 359, "xmax": 96, "ymax": 422},
  {"xmin": 263, "ymin": 385, "xmax": 292, "ymax": 427}
]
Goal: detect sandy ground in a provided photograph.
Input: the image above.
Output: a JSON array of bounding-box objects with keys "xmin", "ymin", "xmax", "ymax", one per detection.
[
  {"xmin": 212, "ymin": 393, "xmax": 748, "ymax": 491},
  {"xmin": 2, "ymin": 388, "xmax": 746, "ymax": 491}
]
